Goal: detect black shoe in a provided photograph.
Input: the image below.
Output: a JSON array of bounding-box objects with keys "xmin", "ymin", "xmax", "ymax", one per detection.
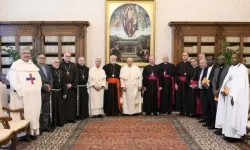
[
  {"xmin": 194, "ymin": 114, "xmax": 201, "ymax": 118},
  {"xmin": 196, "ymin": 117, "xmax": 202, "ymax": 120},
  {"xmin": 57, "ymin": 124, "xmax": 64, "ymax": 127},
  {"xmin": 154, "ymin": 113, "xmax": 158, "ymax": 116},
  {"xmin": 214, "ymin": 129, "xmax": 222, "ymax": 135},
  {"xmin": 97, "ymin": 115, "xmax": 103, "ymax": 118},
  {"xmin": 224, "ymin": 137, "xmax": 242, "ymax": 143},
  {"xmin": 41, "ymin": 128, "xmax": 54, "ymax": 132},
  {"xmin": 207, "ymin": 124, "xmax": 215, "ymax": 129},
  {"xmin": 202, "ymin": 123, "xmax": 211, "ymax": 127},
  {"xmin": 19, "ymin": 135, "xmax": 32, "ymax": 142},
  {"xmin": 29, "ymin": 135, "xmax": 38, "ymax": 140},
  {"xmin": 179, "ymin": 112, "xmax": 185, "ymax": 115},
  {"xmin": 198, "ymin": 119, "xmax": 206, "ymax": 123}
]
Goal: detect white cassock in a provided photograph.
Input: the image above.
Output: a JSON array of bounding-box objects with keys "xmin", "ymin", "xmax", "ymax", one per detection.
[
  {"xmin": 6, "ymin": 59, "xmax": 42, "ymax": 135},
  {"xmin": 88, "ymin": 66, "xmax": 106, "ymax": 116},
  {"xmin": 215, "ymin": 64, "xmax": 249, "ymax": 138},
  {"xmin": 120, "ymin": 64, "xmax": 142, "ymax": 115},
  {"xmin": 0, "ymin": 82, "xmax": 8, "ymax": 109}
]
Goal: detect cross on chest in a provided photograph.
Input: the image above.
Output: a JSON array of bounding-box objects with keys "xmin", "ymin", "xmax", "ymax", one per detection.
[{"xmin": 26, "ymin": 73, "xmax": 36, "ymax": 84}]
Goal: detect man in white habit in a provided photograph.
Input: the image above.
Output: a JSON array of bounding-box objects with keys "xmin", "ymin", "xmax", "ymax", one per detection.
[
  {"xmin": 88, "ymin": 58, "xmax": 106, "ymax": 118},
  {"xmin": 215, "ymin": 53, "xmax": 249, "ymax": 143},
  {"xmin": 120, "ymin": 58, "xmax": 142, "ymax": 115},
  {"xmin": 7, "ymin": 48, "xmax": 42, "ymax": 138}
]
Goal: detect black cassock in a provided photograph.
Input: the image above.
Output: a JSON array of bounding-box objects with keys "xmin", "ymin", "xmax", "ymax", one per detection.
[
  {"xmin": 158, "ymin": 63, "xmax": 176, "ymax": 114},
  {"xmin": 103, "ymin": 63, "xmax": 121, "ymax": 116},
  {"xmin": 175, "ymin": 61, "xmax": 191, "ymax": 114},
  {"xmin": 186, "ymin": 66, "xmax": 201, "ymax": 115},
  {"xmin": 60, "ymin": 60, "xmax": 78, "ymax": 122},
  {"xmin": 50, "ymin": 67, "xmax": 67, "ymax": 127},
  {"xmin": 77, "ymin": 64, "xmax": 89, "ymax": 120},
  {"xmin": 142, "ymin": 64, "xmax": 159, "ymax": 114}
]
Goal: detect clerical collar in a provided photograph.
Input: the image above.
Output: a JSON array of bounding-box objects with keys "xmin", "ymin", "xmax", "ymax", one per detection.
[
  {"xmin": 150, "ymin": 64, "xmax": 155, "ymax": 66},
  {"xmin": 233, "ymin": 63, "xmax": 241, "ymax": 67},
  {"xmin": 193, "ymin": 65, "xmax": 198, "ymax": 68},
  {"xmin": 164, "ymin": 62, "xmax": 167, "ymax": 64},
  {"xmin": 78, "ymin": 64, "xmax": 85, "ymax": 68}
]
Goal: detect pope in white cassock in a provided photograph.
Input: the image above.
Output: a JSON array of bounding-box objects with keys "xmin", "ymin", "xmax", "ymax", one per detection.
[
  {"xmin": 7, "ymin": 48, "xmax": 42, "ymax": 136},
  {"xmin": 215, "ymin": 54, "xmax": 249, "ymax": 142},
  {"xmin": 120, "ymin": 58, "xmax": 142, "ymax": 115},
  {"xmin": 88, "ymin": 58, "xmax": 106, "ymax": 118}
]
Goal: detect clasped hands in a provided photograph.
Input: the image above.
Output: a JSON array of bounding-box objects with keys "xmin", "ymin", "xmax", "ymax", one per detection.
[
  {"xmin": 201, "ymin": 82, "xmax": 209, "ymax": 88},
  {"xmin": 122, "ymin": 87, "xmax": 142, "ymax": 92},
  {"xmin": 93, "ymin": 86, "xmax": 104, "ymax": 91},
  {"xmin": 67, "ymin": 83, "xmax": 72, "ymax": 89},
  {"xmin": 189, "ymin": 84, "xmax": 198, "ymax": 89},
  {"xmin": 44, "ymin": 84, "xmax": 51, "ymax": 91}
]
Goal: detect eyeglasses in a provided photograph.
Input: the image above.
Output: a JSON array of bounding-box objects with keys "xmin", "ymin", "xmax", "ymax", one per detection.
[{"xmin": 22, "ymin": 52, "xmax": 31, "ymax": 55}]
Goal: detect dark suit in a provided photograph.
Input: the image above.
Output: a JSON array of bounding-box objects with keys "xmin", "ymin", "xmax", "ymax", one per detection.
[
  {"xmin": 204, "ymin": 65, "xmax": 217, "ymax": 125},
  {"xmin": 36, "ymin": 63, "xmax": 53, "ymax": 130},
  {"xmin": 212, "ymin": 65, "xmax": 229, "ymax": 124},
  {"xmin": 212, "ymin": 65, "xmax": 230, "ymax": 93}
]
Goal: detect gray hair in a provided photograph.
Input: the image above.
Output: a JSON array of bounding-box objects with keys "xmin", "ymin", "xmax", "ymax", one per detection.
[
  {"xmin": 52, "ymin": 58, "xmax": 60, "ymax": 63},
  {"xmin": 20, "ymin": 47, "xmax": 30, "ymax": 54}
]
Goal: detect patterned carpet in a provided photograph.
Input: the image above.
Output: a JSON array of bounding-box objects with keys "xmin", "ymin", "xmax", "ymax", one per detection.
[{"xmin": 4, "ymin": 115, "xmax": 250, "ymax": 150}]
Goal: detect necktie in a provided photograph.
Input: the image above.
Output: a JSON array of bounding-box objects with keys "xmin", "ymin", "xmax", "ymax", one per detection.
[{"xmin": 42, "ymin": 66, "xmax": 48, "ymax": 78}]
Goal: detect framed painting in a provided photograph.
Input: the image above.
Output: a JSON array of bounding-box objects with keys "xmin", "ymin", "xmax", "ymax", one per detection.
[{"xmin": 105, "ymin": 0, "xmax": 155, "ymax": 67}]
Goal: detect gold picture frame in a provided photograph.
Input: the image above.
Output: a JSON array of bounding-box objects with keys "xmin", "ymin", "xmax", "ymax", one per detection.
[{"xmin": 105, "ymin": 0, "xmax": 155, "ymax": 67}]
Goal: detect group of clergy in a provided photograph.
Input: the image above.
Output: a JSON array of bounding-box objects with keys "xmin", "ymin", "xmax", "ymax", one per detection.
[
  {"xmin": 5, "ymin": 47, "xmax": 249, "ymax": 143},
  {"xmin": 175, "ymin": 52, "xmax": 249, "ymax": 143}
]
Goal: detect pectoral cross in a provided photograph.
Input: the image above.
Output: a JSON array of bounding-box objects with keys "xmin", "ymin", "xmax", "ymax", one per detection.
[{"xmin": 26, "ymin": 73, "xmax": 36, "ymax": 84}]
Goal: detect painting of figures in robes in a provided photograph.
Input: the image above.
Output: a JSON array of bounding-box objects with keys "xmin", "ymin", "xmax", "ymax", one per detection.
[{"xmin": 106, "ymin": 0, "xmax": 155, "ymax": 67}]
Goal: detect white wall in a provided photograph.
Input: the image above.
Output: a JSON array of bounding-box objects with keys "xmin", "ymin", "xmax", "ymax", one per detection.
[{"xmin": 1, "ymin": 0, "xmax": 250, "ymax": 66}]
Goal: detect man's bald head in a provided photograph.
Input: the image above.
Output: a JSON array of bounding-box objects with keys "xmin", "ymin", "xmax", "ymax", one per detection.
[
  {"xmin": 149, "ymin": 55, "xmax": 155, "ymax": 65},
  {"xmin": 162, "ymin": 54, "xmax": 169, "ymax": 63},
  {"xmin": 198, "ymin": 53, "xmax": 205, "ymax": 60},
  {"xmin": 20, "ymin": 47, "xmax": 31, "ymax": 62},
  {"xmin": 78, "ymin": 56, "xmax": 85, "ymax": 66},
  {"xmin": 52, "ymin": 58, "xmax": 60, "ymax": 69},
  {"xmin": 182, "ymin": 52, "xmax": 189, "ymax": 61},
  {"xmin": 110, "ymin": 55, "xmax": 117, "ymax": 64},
  {"xmin": 217, "ymin": 55, "xmax": 226, "ymax": 66},
  {"xmin": 199, "ymin": 59, "xmax": 207, "ymax": 69},
  {"xmin": 63, "ymin": 52, "xmax": 71, "ymax": 63}
]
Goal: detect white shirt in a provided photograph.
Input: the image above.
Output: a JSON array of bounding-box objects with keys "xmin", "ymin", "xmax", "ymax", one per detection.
[
  {"xmin": 198, "ymin": 69, "xmax": 204, "ymax": 89},
  {"xmin": 206, "ymin": 65, "xmax": 213, "ymax": 78}
]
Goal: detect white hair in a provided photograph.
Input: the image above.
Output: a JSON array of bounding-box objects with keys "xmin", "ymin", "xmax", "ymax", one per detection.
[
  {"xmin": 110, "ymin": 55, "xmax": 117, "ymax": 63},
  {"xmin": 52, "ymin": 58, "xmax": 60, "ymax": 63}
]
